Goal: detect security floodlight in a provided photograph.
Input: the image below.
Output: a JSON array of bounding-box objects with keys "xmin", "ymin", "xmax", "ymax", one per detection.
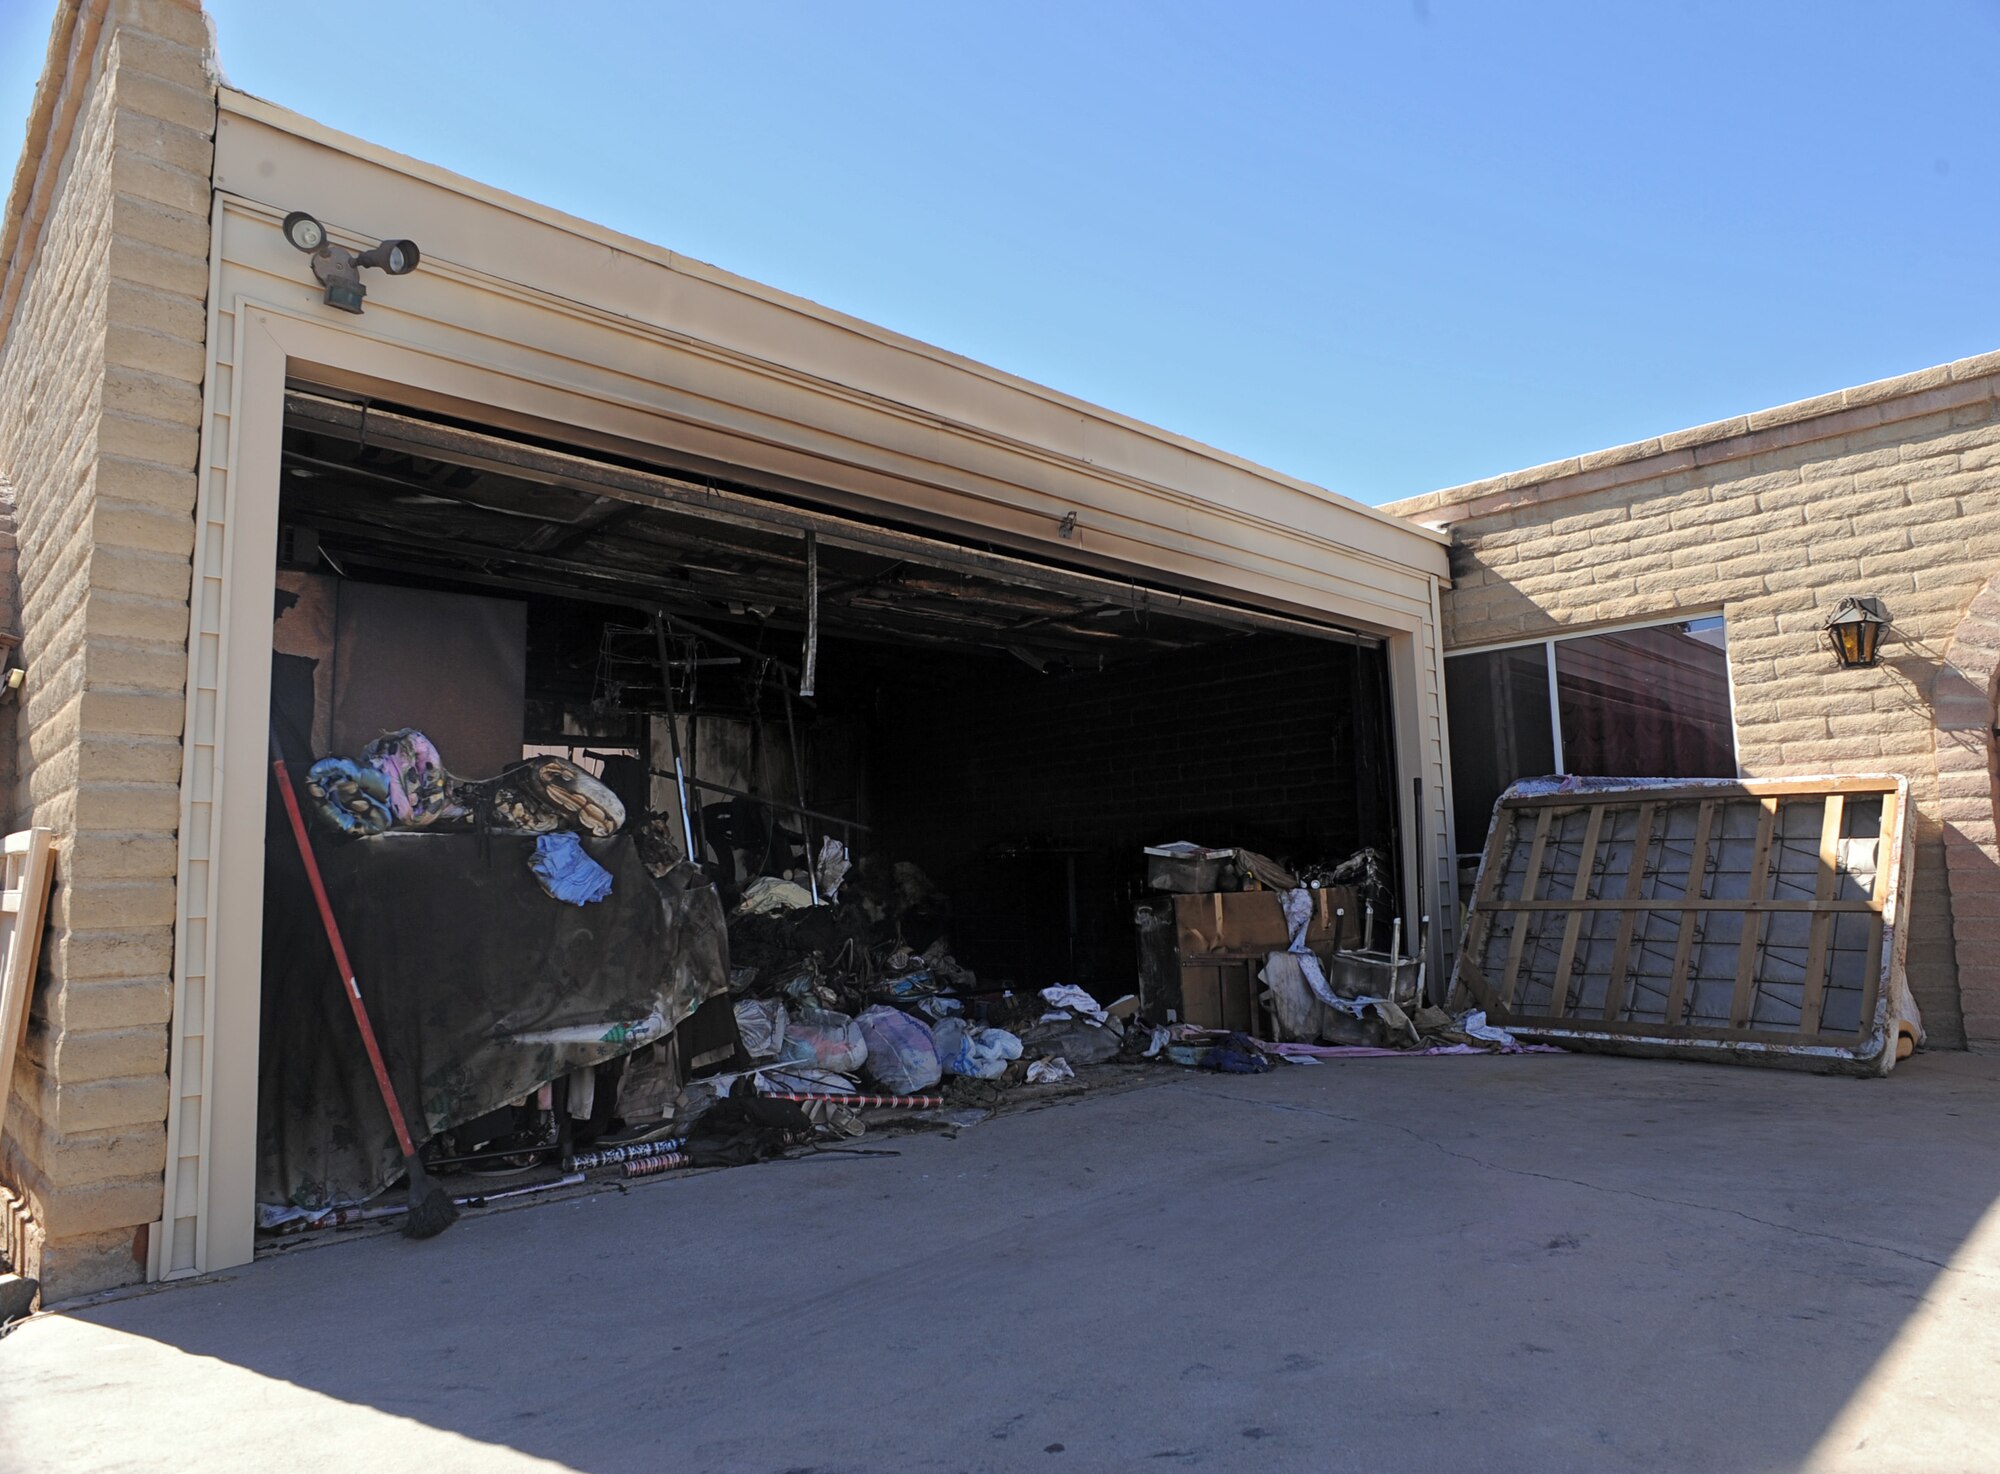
[{"xmin": 281, "ymin": 210, "xmax": 421, "ymax": 314}]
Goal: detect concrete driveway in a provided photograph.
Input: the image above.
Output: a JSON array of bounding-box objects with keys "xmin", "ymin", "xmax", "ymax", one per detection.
[{"xmin": 5, "ymin": 1051, "xmax": 1998, "ymax": 1473}]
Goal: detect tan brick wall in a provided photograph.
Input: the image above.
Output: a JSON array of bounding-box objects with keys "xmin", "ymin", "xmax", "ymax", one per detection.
[
  {"xmin": 1388, "ymin": 355, "xmax": 2000, "ymax": 1051},
  {"xmin": 0, "ymin": 0, "xmax": 212, "ymax": 1302}
]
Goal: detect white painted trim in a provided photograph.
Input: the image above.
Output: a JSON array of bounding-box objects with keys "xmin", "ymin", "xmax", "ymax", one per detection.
[
  {"xmin": 156, "ymin": 193, "xmax": 233, "ymax": 1280},
  {"xmin": 1544, "ymin": 641, "xmax": 1566, "ymax": 777},
  {"xmin": 1442, "ymin": 608, "xmax": 1730, "ymax": 659},
  {"xmin": 1426, "ymin": 572, "xmax": 1459, "ymax": 987}
]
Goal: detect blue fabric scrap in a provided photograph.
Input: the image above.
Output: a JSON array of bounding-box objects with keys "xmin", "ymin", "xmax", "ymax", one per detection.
[
  {"xmin": 530, "ymin": 831, "xmax": 614, "ymax": 906},
  {"xmin": 305, "ymin": 757, "xmax": 393, "ymax": 836}
]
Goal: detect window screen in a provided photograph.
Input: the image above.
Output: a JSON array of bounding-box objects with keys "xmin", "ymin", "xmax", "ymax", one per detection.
[
  {"xmin": 1446, "ymin": 616, "xmax": 1735, "ymax": 856},
  {"xmin": 1445, "ymin": 643, "xmax": 1556, "ymax": 853},
  {"xmin": 1553, "ymin": 621, "xmax": 1735, "ymax": 780}
]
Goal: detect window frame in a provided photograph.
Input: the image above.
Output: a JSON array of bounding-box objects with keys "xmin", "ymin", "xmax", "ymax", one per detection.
[{"xmin": 1444, "ymin": 611, "xmax": 1738, "ymax": 860}]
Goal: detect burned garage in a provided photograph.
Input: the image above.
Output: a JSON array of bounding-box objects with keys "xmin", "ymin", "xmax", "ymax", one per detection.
[{"xmin": 253, "ymin": 390, "xmax": 1434, "ymax": 1227}]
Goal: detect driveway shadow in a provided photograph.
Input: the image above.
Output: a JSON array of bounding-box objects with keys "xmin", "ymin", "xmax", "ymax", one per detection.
[{"xmin": 5, "ymin": 1053, "xmax": 1998, "ymax": 1473}]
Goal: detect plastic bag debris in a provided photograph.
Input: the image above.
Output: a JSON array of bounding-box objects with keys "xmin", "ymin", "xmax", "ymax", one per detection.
[
  {"xmin": 922, "ymin": 940, "xmax": 977, "ymax": 991},
  {"xmin": 1019, "ymin": 1016, "xmax": 1121, "ymax": 1067},
  {"xmin": 931, "ymin": 1017, "xmax": 1024, "ymax": 1078},
  {"xmin": 1039, "ymin": 984, "xmax": 1108, "ymax": 1024},
  {"xmin": 753, "ymin": 1064, "xmax": 858, "ymax": 1096},
  {"xmin": 1460, "ymin": 1010, "xmax": 1523, "ymax": 1049},
  {"xmin": 734, "ymin": 998, "xmax": 788, "ymax": 1061},
  {"xmin": 1025, "ymin": 1057, "xmax": 1075, "ymax": 1084},
  {"xmin": 779, "ymin": 1005, "xmax": 869, "ymax": 1073},
  {"xmin": 856, "ymin": 1005, "xmax": 944, "ymax": 1094},
  {"xmin": 814, "ymin": 836, "xmax": 851, "ymax": 902},
  {"xmin": 878, "ymin": 968, "xmax": 938, "ymax": 998}
]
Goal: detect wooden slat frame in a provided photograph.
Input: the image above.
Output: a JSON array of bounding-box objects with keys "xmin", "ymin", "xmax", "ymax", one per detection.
[
  {"xmin": 1795, "ymin": 794, "xmax": 1846, "ymax": 1035},
  {"xmin": 0, "ymin": 828, "xmax": 56, "ymax": 1159},
  {"xmin": 1496, "ymin": 807, "xmax": 1554, "ymax": 1015},
  {"xmin": 1548, "ymin": 804, "xmax": 1606, "ymax": 1018},
  {"xmin": 1662, "ymin": 800, "xmax": 1718, "ymax": 1030},
  {"xmin": 1502, "ymin": 776, "xmax": 1899, "ymax": 808},
  {"xmin": 1600, "ymin": 802, "xmax": 1656, "ymax": 1023},
  {"xmin": 1480, "ymin": 897, "xmax": 1880, "ymax": 914},
  {"xmin": 1727, "ymin": 798, "xmax": 1781, "ymax": 1028},
  {"xmin": 1449, "ymin": 777, "xmax": 1911, "ymax": 1065},
  {"xmin": 1450, "ymin": 802, "xmax": 1521, "ymax": 1010},
  {"xmin": 1853, "ymin": 786, "xmax": 1900, "ymax": 1032}
]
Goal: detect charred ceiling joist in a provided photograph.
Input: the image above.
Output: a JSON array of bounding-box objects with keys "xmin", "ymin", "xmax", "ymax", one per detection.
[{"xmin": 279, "ymin": 390, "xmax": 1379, "ymax": 666}]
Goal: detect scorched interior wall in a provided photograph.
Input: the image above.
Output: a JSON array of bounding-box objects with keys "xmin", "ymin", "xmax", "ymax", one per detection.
[{"xmin": 867, "ymin": 634, "xmax": 1394, "ymax": 984}]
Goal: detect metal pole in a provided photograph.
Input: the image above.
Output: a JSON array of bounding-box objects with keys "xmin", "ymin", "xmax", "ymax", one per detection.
[
  {"xmin": 651, "ymin": 611, "xmax": 699, "ymax": 863},
  {"xmin": 800, "ymin": 530, "xmax": 819, "ymax": 699},
  {"xmin": 782, "ymin": 683, "xmax": 821, "ymax": 904}
]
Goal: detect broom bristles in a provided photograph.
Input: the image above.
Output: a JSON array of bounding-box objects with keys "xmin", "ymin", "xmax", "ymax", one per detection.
[{"xmin": 400, "ymin": 1156, "xmax": 459, "ymax": 1240}]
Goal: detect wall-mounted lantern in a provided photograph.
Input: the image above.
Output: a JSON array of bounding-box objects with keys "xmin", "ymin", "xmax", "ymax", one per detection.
[
  {"xmin": 1824, "ymin": 596, "xmax": 1890, "ymax": 668},
  {"xmin": 282, "ymin": 211, "xmax": 420, "ymax": 314}
]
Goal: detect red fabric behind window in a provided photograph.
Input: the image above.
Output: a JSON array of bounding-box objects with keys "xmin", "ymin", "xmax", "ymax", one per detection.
[{"xmin": 1553, "ymin": 624, "xmax": 1734, "ymax": 779}]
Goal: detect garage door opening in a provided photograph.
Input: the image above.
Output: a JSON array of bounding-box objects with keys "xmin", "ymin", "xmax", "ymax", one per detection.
[{"xmin": 255, "ymin": 391, "xmax": 1401, "ymax": 1232}]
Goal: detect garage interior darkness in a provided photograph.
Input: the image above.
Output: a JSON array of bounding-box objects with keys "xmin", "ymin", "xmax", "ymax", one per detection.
[{"xmin": 257, "ymin": 388, "xmax": 1401, "ymax": 1223}]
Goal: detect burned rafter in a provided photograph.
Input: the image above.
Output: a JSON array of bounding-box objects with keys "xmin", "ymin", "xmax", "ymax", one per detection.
[
  {"xmin": 515, "ymin": 497, "xmax": 638, "ymax": 555},
  {"xmin": 299, "ymin": 508, "xmax": 1189, "ymax": 661},
  {"xmin": 283, "ymin": 390, "xmax": 1377, "ymax": 652}
]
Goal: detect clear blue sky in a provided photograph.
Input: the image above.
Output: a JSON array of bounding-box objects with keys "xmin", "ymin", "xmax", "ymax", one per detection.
[{"xmin": 4, "ymin": 2, "xmax": 1998, "ymax": 504}]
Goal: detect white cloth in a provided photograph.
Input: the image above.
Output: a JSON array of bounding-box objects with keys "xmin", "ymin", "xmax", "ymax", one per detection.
[
  {"xmin": 1039, "ymin": 984, "xmax": 1108, "ymax": 1024},
  {"xmin": 734, "ymin": 876, "xmax": 816, "ymax": 915}
]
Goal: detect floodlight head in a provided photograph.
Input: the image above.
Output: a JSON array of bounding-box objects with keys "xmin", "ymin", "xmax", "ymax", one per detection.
[
  {"xmin": 355, "ymin": 238, "xmax": 421, "ymax": 276},
  {"xmin": 281, "ymin": 211, "xmax": 326, "ymax": 253}
]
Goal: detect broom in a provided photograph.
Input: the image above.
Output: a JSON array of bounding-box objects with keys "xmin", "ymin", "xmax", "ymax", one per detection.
[{"xmin": 270, "ymin": 747, "xmax": 458, "ymax": 1239}]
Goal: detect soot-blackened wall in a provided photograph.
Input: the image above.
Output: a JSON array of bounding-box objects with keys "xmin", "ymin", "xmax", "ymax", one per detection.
[{"xmin": 858, "ymin": 631, "xmax": 1394, "ymax": 990}]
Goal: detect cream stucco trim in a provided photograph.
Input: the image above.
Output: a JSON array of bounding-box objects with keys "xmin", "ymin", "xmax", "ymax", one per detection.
[{"xmin": 214, "ymin": 90, "xmax": 1445, "ymax": 560}]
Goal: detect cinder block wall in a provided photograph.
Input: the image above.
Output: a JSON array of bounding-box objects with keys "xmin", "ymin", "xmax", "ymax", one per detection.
[
  {"xmin": 0, "ymin": 0, "xmax": 212, "ymax": 1301},
  {"xmin": 1387, "ymin": 354, "xmax": 2000, "ymax": 1051}
]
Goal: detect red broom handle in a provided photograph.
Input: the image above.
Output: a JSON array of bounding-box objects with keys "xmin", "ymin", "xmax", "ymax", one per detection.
[{"xmin": 271, "ymin": 759, "xmax": 420, "ymax": 1159}]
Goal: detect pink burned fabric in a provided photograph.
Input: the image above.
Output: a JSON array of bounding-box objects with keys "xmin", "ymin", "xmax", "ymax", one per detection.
[{"xmin": 361, "ymin": 728, "xmax": 455, "ymax": 828}]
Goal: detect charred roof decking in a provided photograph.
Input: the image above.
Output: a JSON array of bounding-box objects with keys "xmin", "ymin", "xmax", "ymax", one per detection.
[{"xmin": 281, "ymin": 391, "xmax": 1379, "ymax": 667}]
